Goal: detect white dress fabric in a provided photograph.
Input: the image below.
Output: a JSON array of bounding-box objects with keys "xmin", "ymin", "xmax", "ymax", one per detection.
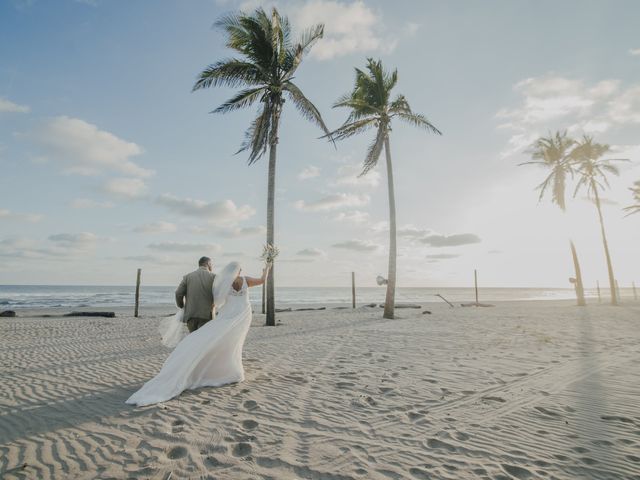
[{"xmin": 126, "ymin": 276, "xmax": 252, "ymax": 406}]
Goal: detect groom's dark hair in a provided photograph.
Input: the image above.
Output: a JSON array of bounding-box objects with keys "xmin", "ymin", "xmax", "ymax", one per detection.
[{"xmin": 198, "ymin": 256, "xmax": 211, "ymax": 267}]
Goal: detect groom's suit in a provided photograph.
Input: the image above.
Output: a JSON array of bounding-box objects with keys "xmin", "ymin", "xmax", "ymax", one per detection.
[{"xmin": 175, "ymin": 266, "xmax": 216, "ymax": 333}]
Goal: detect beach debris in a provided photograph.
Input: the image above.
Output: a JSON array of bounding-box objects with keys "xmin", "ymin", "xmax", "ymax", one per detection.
[
  {"xmin": 435, "ymin": 294, "xmax": 455, "ymax": 308},
  {"xmin": 422, "ymin": 310, "xmax": 432, "ymax": 315},
  {"xmin": 275, "ymin": 308, "xmax": 292, "ymax": 313},
  {"xmin": 379, "ymin": 303, "xmax": 421, "ymax": 309},
  {"xmin": 460, "ymin": 302, "xmax": 495, "ymax": 307},
  {"xmin": 63, "ymin": 311, "xmax": 116, "ymax": 318},
  {"xmin": 294, "ymin": 307, "xmax": 326, "ymax": 311},
  {"xmin": 0, "ymin": 310, "xmax": 16, "ymax": 317}
]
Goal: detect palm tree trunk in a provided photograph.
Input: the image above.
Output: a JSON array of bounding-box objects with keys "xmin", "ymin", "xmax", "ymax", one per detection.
[
  {"xmin": 383, "ymin": 134, "xmax": 397, "ymax": 319},
  {"xmin": 570, "ymin": 240, "xmax": 586, "ymax": 306},
  {"xmin": 265, "ymin": 106, "xmax": 281, "ymax": 326},
  {"xmin": 593, "ymin": 186, "xmax": 617, "ymax": 305}
]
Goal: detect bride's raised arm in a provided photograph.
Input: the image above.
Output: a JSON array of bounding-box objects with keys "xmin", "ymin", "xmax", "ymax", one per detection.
[{"xmin": 245, "ymin": 265, "xmax": 270, "ymax": 287}]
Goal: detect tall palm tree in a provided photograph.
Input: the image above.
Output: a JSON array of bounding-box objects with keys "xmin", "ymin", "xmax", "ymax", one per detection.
[
  {"xmin": 327, "ymin": 59, "xmax": 441, "ymax": 319},
  {"xmin": 624, "ymin": 180, "xmax": 640, "ymax": 216},
  {"xmin": 571, "ymin": 135, "xmax": 628, "ymax": 305},
  {"xmin": 193, "ymin": 8, "xmax": 331, "ymax": 326},
  {"xmin": 519, "ymin": 131, "xmax": 586, "ymax": 306}
]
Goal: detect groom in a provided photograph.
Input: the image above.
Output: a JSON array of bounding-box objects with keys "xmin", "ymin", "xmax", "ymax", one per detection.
[{"xmin": 175, "ymin": 256, "xmax": 216, "ymax": 333}]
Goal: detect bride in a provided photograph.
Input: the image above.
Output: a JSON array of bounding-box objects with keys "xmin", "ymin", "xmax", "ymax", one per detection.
[{"xmin": 126, "ymin": 261, "xmax": 269, "ymax": 407}]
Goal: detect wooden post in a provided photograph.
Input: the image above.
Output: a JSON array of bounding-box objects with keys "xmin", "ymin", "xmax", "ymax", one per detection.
[
  {"xmin": 261, "ymin": 282, "xmax": 266, "ymax": 314},
  {"xmin": 351, "ymin": 272, "xmax": 356, "ymax": 309},
  {"xmin": 616, "ymin": 280, "xmax": 621, "ymax": 303},
  {"xmin": 597, "ymin": 281, "xmax": 601, "ymax": 303},
  {"xmin": 474, "ymin": 269, "xmax": 479, "ymax": 305},
  {"xmin": 134, "ymin": 268, "xmax": 141, "ymax": 317},
  {"xmin": 633, "ymin": 281, "xmax": 638, "ymax": 301}
]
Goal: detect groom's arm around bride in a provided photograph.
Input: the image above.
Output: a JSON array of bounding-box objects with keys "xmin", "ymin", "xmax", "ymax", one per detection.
[{"xmin": 175, "ymin": 256, "xmax": 216, "ymax": 333}]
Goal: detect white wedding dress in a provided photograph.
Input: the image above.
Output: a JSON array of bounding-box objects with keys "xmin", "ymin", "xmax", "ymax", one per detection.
[{"xmin": 126, "ymin": 275, "xmax": 252, "ymax": 406}]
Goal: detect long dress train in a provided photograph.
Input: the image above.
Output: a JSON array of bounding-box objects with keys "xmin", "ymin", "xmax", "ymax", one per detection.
[{"xmin": 126, "ymin": 277, "xmax": 252, "ymax": 406}]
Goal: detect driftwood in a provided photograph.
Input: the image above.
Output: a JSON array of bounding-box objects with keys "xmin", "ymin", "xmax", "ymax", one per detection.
[
  {"xmin": 364, "ymin": 303, "xmax": 377, "ymax": 308},
  {"xmin": 275, "ymin": 308, "xmax": 292, "ymax": 313},
  {"xmin": 460, "ymin": 302, "xmax": 494, "ymax": 308},
  {"xmin": 422, "ymin": 310, "xmax": 432, "ymax": 315},
  {"xmin": 378, "ymin": 303, "xmax": 421, "ymax": 309},
  {"xmin": 0, "ymin": 310, "xmax": 16, "ymax": 317},
  {"xmin": 64, "ymin": 311, "xmax": 116, "ymax": 318},
  {"xmin": 294, "ymin": 307, "xmax": 327, "ymax": 311},
  {"xmin": 435, "ymin": 294, "xmax": 455, "ymax": 308}
]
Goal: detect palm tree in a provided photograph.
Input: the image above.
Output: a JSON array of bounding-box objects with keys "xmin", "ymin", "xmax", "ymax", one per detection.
[
  {"xmin": 519, "ymin": 131, "xmax": 586, "ymax": 306},
  {"xmin": 327, "ymin": 59, "xmax": 441, "ymax": 319},
  {"xmin": 571, "ymin": 135, "xmax": 628, "ymax": 305},
  {"xmin": 624, "ymin": 180, "xmax": 640, "ymax": 216},
  {"xmin": 193, "ymin": 8, "xmax": 331, "ymax": 326}
]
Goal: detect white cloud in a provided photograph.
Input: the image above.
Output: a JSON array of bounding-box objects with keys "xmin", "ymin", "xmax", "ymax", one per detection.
[
  {"xmin": 191, "ymin": 225, "xmax": 266, "ymax": 237},
  {"xmin": 292, "ymin": 0, "xmax": 397, "ymax": 60},
  {"xmin": 32, "ymin": 116, "xmax": 153, "ymax": 177},
  {"xmin": 629, "ymin": 48, "xmax": 640, "ymax": 56},
  {"xmin": 0, "ymin": 208, "xmax": 43, "ymax": 223},
  {"xmin": 333, "ymin": 162, "xmax": 380, "ymax": 188},
  {"xmin": 48, "ymin": 232, "xmax": 99, "ymax": 251},
  {"xmin": 608, "ymin": 86, "xmax": 640, "ymax": 124},
  {"xmin": 332, "ymin": 239, "xmax": 381, "ymax": 252},
  {"xmin": 133, "ymin": 221, "xmax": 177, "ymax": 234},
  {"xmin": 298, "ymin": 165, "xmax": 321, "ymax": 180},
  {"xmin": 421, "ymin": 233, "xmax": 481, "ymax": 247},
  {"xmin": 104, "ymin": 177, "xmax": 148, "ymax": 198},
  {"xmin": 71, "ymin": 198, "xmax": 115, "ymax": 209},
  {"xmin": 148, "ymin": 242, "xmax": 221, "ymax": 253},
  {"xmin": 426, "ymin": 253, "xmax": 460, "ymax": 262},
  {"xmin": 157, "ymin": 194, "xmax": 255, "ymax": 224},
  {"xmin": 0, "ymin": 97, "xmax": 30, "ymax": 113},
  {"xmin": 295, "ymin": 193, "xmax": 370, "ymax": 211},
  {"xmin": 297, "ymin": 247, "xmax": 326, "ymax": 257},
  {"xmin": 397, "ymin": 225, "xmax": 430, "ymax": 238},
  {"xmin": 333, "ymin": 210, "xmax": 370, "ymax": 224},
  {"xmin": 497, "ymin": 74, "xmax": 640, "ymax": 157}
]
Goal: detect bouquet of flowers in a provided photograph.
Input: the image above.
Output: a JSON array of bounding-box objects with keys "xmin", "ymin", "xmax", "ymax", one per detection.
[{"xmin": 260, "ymin": 243, "xmax": 280, "ymax": 265}]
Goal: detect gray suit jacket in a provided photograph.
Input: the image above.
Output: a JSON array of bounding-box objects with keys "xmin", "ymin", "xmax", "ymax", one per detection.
[{"xmin": 175, "ymin": 267, "xmax": 215, "ymax": 323}]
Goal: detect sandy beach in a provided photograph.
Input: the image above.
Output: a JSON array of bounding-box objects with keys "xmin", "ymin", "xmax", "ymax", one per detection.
[{"xmin": 1, "ymin": 300, "xmax": 639, "ymax": 479}]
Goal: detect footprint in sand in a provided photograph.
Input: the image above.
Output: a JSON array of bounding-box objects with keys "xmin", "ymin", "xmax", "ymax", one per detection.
[
  {"xmin": 167, "ymin": 446, "xmax": 188, "ymax": 460},
  {"xmin": 243, "ymin": 400, "xmax": 259, "ymax": 411},
  {"xmin": 601, "ymin": 415, "xmax": 634, "ymax": 424},
  {"xmin": 454, "ymin": 431, "xmax": 469, "ymax": 441},
  {"xmin": 337, "ymin": 381, "xmax": 355, "ymax": 389},
  {"xmin": 242, "ymin": 419, "xmax": 259, "ymax": 431},
  {"xmin": 425, "ymin": 438, "xmax": 456, "ymax": 453},
  {"xmin": 232, "ymin": 442, "xmax": 252, "ymax": 457},
  {"xmin": 409, "ymin": 467, "xmax": 430, "ymax": 479},
  {"xmin": 501, "ymin": 464, "xmax": 533, "ymax": 479},
  {"xmin": 171, "ymin": 419, "xmax": 184, "ymax": 434},
  {"xmin": 482, "ymin": 396, "xmax": 506, "ymax": 403}
]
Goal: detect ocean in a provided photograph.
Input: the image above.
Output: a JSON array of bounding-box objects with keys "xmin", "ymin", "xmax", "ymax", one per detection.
[{"xmin": 0, "ymin": 285, "xmax": 632, "ymax": 310}]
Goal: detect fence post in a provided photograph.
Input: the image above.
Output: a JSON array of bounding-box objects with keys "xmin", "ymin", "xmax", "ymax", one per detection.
[
  {"xmin": 134, "ymin": 268, "xmax": 141, "ymax": 317},
  {"xmin": 351, "ymin": 272, "xmax": 356, "ymax": 309}
]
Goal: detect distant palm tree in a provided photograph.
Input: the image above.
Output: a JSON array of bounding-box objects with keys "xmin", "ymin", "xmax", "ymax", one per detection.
[
  {"xmin": 624, "ymin": 180, "xmax": 640, "ymax": 216},
  {"xmin": 193, "ymin": 8, "xmax": 331, "ymax": 326},
  {"xmin": 520, "ymin": 131, "xmax": 586, "ymax": 306},
  {"xmin": 327, "ymin": 58, "xmax": 441, "ymax": 319},
  {"xmin": 571, "ymin": 135, "xmax": 628, "ymax": 305}
]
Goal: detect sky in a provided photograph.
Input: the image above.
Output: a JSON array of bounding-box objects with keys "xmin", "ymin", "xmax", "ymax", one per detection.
[{"xmin": 0, "ymin": 0, "xmax": 639, "ymax": 288}]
